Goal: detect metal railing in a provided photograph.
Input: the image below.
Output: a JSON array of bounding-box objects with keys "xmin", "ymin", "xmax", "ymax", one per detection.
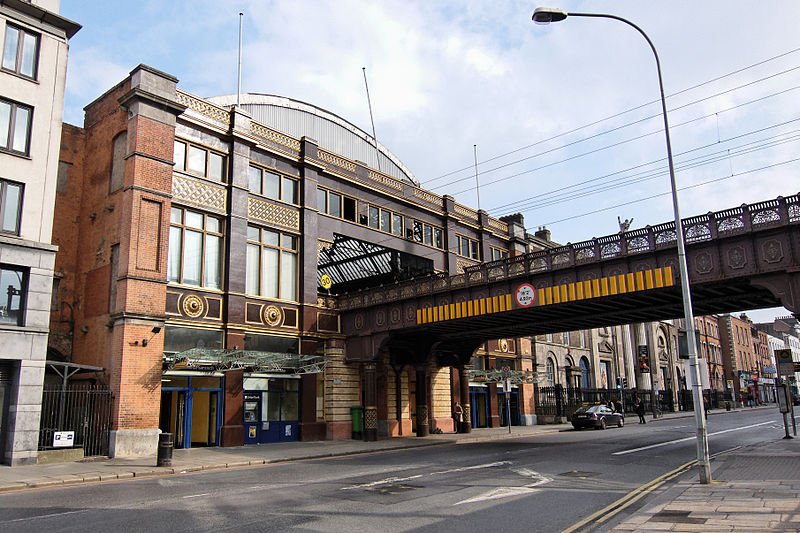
[{"xmin": 38, "ymin": 385, "xmax": 113, "ymax": 457}]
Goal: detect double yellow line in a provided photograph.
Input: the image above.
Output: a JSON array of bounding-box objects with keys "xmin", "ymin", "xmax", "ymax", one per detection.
[{"xmin": 561, "ymin": 459, "xmax": 695, "ymax": 533}]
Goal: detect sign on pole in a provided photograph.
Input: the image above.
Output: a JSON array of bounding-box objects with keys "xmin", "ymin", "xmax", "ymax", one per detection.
[{"xmin": 776, "ymin": 349, "xmax": 794, "ymax": 377}]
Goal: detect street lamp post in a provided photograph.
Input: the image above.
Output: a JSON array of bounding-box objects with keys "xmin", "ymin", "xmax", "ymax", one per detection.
[{"xmin": 532, "ymin": 7, "xmax": 711, "ymax": 484}]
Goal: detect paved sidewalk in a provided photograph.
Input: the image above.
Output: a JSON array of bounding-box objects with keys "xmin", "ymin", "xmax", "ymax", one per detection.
[{"xmin": 611, "ymin": 412, "xmax": 800, "ymax": 532}]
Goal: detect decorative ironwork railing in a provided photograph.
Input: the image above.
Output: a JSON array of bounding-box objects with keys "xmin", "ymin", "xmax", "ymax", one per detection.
[{"xmin": 337, "ymin": 194, "xmax": 800, "ymax": 310}]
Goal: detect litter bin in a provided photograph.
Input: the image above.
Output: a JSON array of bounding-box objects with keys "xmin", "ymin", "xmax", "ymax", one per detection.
[
  {"xmin": 725, "ymin": 401, "xmax": 731, "ymax": 411},
  {"xmin": 350, "ymin": 406, "xmax": 363, "ymax": 440},
  {"xmin": 157, "ymin": 432, "xmax": 173, "ymax": 467}
]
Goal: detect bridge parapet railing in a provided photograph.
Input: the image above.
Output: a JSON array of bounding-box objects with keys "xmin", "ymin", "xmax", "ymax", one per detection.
[
  {"xmin": 597, "ymin": 234, "xmax": 623, "ymax": 259},
  {"xmin": 624, "ymin": 226, "xmax": 654, "ymax": 254},
  {"xmin": 549, "ymin": 245, "xmax": 575, "ymax": 270},
  {"xmin": 682, "ymin": 213, "xmax": 713, "ymax": 243},
  {"xmin": 713, "ymin": 205, "xmax": 747, "ymax": 237},
  {"xmin": 651, "ymin": 221, "xmax": 677, "ymax": 250},
  {"xmin": 749, "ymin": 197, "xmax": 788, "ymax": 229},
  {"xmin": 788, "ymin": 194, "xmax": 800, "ymax": 222},
  {"xmin": 572, "ymin": 238, "xmax": 599, "ymax": 265}
]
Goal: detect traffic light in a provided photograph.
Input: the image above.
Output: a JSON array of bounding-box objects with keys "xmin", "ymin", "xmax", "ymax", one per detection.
[{"xmin": 622, "ymin": 377, "xmax": 628, "ymax": 388}]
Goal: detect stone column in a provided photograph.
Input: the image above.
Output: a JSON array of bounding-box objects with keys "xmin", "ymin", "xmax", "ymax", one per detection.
[
  {"xmin": 415, "ymin": 367, "xmax": 429, "ymax": 437},
  {"xmin": 363, "ymin": 363, "xmax": 378, "ymax": 441}
]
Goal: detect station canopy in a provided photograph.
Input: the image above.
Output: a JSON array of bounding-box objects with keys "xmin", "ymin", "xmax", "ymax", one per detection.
[
  {"xmin": 318, "ymin": 234, "xmax": 434, "ymax": 294},
  {"xmin": 165, "ymin": 349, "xmax": 326, "ymax": 374}
]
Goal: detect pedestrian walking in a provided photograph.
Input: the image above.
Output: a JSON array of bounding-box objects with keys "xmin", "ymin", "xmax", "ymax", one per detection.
[{"xmin": 635, "ymin": 398, "xmax": 646, "ymax": 424}]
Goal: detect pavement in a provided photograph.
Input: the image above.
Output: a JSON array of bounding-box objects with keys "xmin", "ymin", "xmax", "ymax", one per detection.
[{"xmin": 0, "ymin": 407, "xmax": 797, "ymax": 532}]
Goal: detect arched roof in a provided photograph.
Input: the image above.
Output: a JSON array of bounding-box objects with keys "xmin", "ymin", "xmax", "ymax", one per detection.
[{"xmin": 207, "ymin": 93, "xmax": 419, "ymax": 186}]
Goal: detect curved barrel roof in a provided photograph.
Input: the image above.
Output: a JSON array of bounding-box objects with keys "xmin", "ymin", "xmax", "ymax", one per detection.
[{"xmin": 208, "ymin": 93, "xmax": 419, "ymax": 186}]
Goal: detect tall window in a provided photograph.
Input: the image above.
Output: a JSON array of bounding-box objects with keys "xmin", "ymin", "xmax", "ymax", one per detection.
[
  {"xmin": 317, "ymin": 187, "xmax": 356, "ymax": 222},
  {"xmin": 457, "ymin": 235, "xmax": 479, "ymax": 260},
  {"xmin": 168, "ymin": 207, "xmax": 223, "ymax": 289},
  {"xmin": 411, "ymin": 220, "xmax": 443, "ymax": 249},
  {"xmin": 0, "ymin": 266, "xmax": 26, "ymax": 325},
  {"xmin": 580, "ymin": 357, "xmax": 590, "ymax": 389},
  {"xmin": 546, "ymin": 357, "xmax": 556, "ymax": 386},
  {"xmin": 0, "ymin": 179, "xmax": 22, "ymax": 235},
  {"xmin": 249, "ymin": 165, "xmax": 297, "ymax": 204},
  {"xmin": 173, "ymin": 140, "xmax": 226, "ymax": 182},
  {"xmin": 0, "ymin": 98, "xmax": 32, "ymax": 155},
  {"xmin": 246, "ymin": 225, "xmax": 298, "ymax": 301},
  {"xmin": 490, "ymin": 247, "xmax": 508, "ymax": 261},
  {"xmin": 2, "ymin": 24, "xmax": 39, "ymax": 79},
  {"xmin": 367, "ymin": 205, "xmax": 403, "ymax": 236}
]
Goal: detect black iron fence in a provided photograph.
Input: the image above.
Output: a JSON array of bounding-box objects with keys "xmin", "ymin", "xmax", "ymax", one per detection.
[
  {"xmin": 38, "ymin": 385, "xmax": 113, "ymax": 457},
  {"xmin": 534, "ymin": 385, "xmax": 679, "ymax": 419}
]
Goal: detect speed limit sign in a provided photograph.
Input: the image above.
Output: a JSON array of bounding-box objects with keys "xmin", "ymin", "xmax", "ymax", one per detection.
[{"xmin": 515, "ymin": 283, "xmax": 536, "ymax": 307}]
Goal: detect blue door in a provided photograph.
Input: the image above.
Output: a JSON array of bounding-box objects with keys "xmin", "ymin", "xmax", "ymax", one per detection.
[
  {"xmin": 498, "ymin": 389, "xmax": 520, "ymax": 426},
  {"xmin": 469, "ymin": 387, "xmax": 489, "ymax": 428}
]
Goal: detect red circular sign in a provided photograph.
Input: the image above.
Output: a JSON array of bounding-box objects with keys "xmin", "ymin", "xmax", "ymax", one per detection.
[{"xmin": 515, "ymin": 283, "xmax": 536, "ymax": 307}]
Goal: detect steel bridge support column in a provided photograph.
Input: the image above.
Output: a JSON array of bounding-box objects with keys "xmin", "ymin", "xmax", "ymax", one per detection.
[
  {"xmin": 363, "ymin": 362, "xmax": 378, "ymax": 442},
  {"xmin": 459, "ymin": 366, "xmax": 472, "ymax": 433},
  {"xmin": 415, "ymin": 367, "xmax": 429, "ymax": 437}
]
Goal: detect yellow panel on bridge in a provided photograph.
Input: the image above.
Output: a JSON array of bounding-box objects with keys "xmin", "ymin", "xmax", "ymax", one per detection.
[{"xmin": 416, "ymin": 266, "xmax": 673, "ymax": 325}]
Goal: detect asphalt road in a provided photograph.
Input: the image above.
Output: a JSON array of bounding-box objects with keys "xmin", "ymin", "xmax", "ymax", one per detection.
[{"xmin": 0, "ymin": 408, "xmax": 787, "ymax": 533}]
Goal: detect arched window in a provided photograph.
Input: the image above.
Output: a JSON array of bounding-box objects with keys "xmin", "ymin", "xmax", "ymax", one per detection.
[
  {"xmin": 546, "ymin": 356, "xmax": 556, "ymax": 386},
  {"xmin": 580, "ymin": 357, "xmax": 590, "ymax": 389}
]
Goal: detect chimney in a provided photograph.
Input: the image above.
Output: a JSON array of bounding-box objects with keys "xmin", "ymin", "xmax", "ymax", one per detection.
[{"xmin": 534, "ymin": 226, "xmax": 551, "ymax": 242}]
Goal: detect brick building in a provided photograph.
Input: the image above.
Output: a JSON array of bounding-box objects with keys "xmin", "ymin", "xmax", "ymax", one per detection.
[
  {"xmin": 52, "ymin": 65, "xmax": 557, "ymax": 457},
  {"xmin": 719, "ymin": 314, "xmax": 756, "ymax": 405},
  {"xmin": 0, "ymin": 0, "xmax": 79, "ymax": 465}
]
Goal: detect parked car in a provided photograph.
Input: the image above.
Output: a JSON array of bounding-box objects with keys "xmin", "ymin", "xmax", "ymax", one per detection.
[{"xmin": 571, "ymin": 404, "xmax": 624, "ymax": 430}]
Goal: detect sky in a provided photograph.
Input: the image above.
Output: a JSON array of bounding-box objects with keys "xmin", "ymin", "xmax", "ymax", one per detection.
[{"xmin": 58, "ymin": 0, "xmax": 800, "ymax": 323}]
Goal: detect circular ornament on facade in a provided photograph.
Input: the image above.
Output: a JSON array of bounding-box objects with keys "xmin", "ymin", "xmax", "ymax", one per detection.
[
  {"xmin": 727, "ymin": 246, "xmax": 747, "ymax": 270},
  {"xmin": 375, "ymin": 310, "xmax": 386, "ymax": 327},
  {"xmin": 390, "ymin": 306, "xmax": 401, "ymax": 324},
  {"xmin": 262, "ymin": 305, "xmax": 283, "ymax": 327},
  {"xmin": 355, "ymin": 313, "xmax": 364, "ymax": 330},
  {"xmin": 182, "ymin": 294, "xmax": 205, "ymax": 318},
  {"xmin": 499, "ymin": 339, "xmax": 509, "ymax": 352},
  {"xmin": 405, "ymin": 305, "xmax": 416, "ymax": 321}
]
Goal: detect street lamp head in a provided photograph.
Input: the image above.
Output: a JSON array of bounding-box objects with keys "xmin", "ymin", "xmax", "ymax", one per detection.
[{"xmin": 532, "ymin": 7, "xmax": 568, "ymax": 25}]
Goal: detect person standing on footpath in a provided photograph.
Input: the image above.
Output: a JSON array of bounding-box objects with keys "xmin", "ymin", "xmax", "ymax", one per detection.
[
  {"xmin": 453, "ymin": 402, "xmax": 464, "ymax": 433},
  {"xmin": 635, "ymin": 397, "xmax": 647, "ymax": 424}
]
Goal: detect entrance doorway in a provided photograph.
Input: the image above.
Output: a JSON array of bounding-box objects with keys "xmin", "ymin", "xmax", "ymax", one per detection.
[
  {"xmin": 498, "ymin": 388, "xmax": 520, "ymax": 426},
  {"xmin": 160, "ymin": 375, "xmax": 222, "ymax": 449},
  {"xmin": 470, "ymin": 386, "xmax": 489, "ymax": 428}
]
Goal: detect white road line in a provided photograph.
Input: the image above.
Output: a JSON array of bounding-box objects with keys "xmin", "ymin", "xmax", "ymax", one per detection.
[
  {"xmin": 182, "ymin": 493, "xmax": 210, "ymax": 498},
  {"xmin": 455, "ymin": 486, "xmax": 541, "ymax": 505},
  {"xmin": 340, "ymin": 474, "xmax": 423, "ymax": 490},
  {"xmin": 430, "ymin": 461, "xmax": 511, "ymax": 475},
  {"xmin": 3, "ymin": 510, "xmax": 87, "ymax": 523},
  {"xmin": 613, "ymin": 420, "xmax": 775, "ymax": 455}
]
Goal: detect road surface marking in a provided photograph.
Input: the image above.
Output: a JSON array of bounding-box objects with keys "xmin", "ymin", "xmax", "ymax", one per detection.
[
  {"xmin": 430, "ymin": 461, "xmax": 511, "ymax": 475},
  {"xmin": 3, "ymin": 510, "xmax": 88, "ymax": 523},
  {"xmin": 455, "ymin": 468, "xmax": 552, "ymax": 505},
  {"xmin": 182, "ymin": 493, "xmax": 210, "ymax": 498},
  {"xmin": 456, "ymin": 486, "xmax": 541, "ymax": 505},
  {"xmin": 612, "ymin": 420, "xmax": 774, "ymax": 455},
  {"xmin": 340, "ymin": 474, "xmax": 423, "ymax": 490}
]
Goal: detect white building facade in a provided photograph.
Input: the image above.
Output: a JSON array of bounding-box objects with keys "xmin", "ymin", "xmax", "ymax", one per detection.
[{"xmin": 0, "ymin": 0, "xmax": 79, "ymax": 465}]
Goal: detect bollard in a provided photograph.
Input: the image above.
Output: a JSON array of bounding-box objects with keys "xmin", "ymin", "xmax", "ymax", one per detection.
[{"xmin": 157, "ymin": 432, "xmax": 173, "ymax": 467}]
